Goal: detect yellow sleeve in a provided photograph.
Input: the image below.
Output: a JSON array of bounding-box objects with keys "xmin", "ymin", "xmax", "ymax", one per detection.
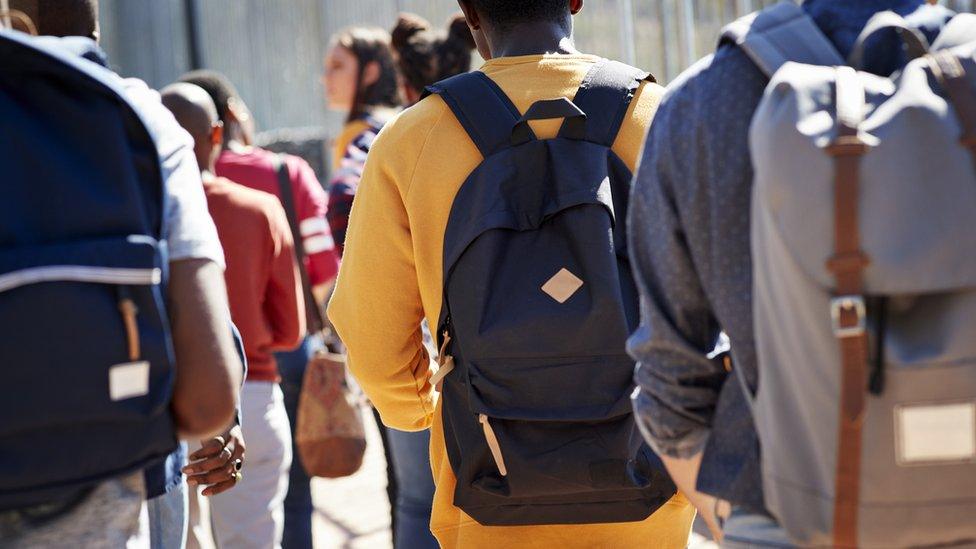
[{"xmin": 327, "ymin": 122, "xmax": 435, "ymax": 432}]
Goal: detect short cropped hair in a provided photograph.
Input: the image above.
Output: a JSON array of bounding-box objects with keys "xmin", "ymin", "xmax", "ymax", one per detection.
[
  {"xmin": 10, "ymin": 0, "xmax": 99, "ymax": 39},
  {"xmin": 468, "ymin": 0, "xmax": 569, "ymax": 32},
  {"xmin": 178, "ymin": 70, "xmax": 241, "ymax": 124}
]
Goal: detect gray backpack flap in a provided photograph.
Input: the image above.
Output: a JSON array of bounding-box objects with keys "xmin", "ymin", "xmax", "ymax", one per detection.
[
  {"xmin": 734, "ymin": 4, "xmax": 976, "ymax": 547},
  {"xmin": 422, "ymin": 62, "xmax": 677, "ymax": 526}
]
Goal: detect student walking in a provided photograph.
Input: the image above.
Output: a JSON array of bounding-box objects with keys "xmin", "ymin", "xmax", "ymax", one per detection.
[
  {"xmin": 328, "ymin": 1, "xmax": 694, "ymax": 547},
  {"xmin": 0, "ymin": 2, "xmax": 242, "ymax": 546},
  {"xmin": 162, "ymin": 82, "xmax": 306, "ymax": 549},
  {"xmin": 627, "ymin": 0, "xmax": 966, "ymax": 546},
  {"xmin": 178, "ymin": 69, "xmax": 340, "ymax": 549}
]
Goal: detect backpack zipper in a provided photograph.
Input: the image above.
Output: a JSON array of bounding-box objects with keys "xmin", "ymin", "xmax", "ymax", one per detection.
[
  {"xmin": 117, "ymin": 287, "xmax": 141, "ymax": 362},
  {"xmin": 479, "ymin": 413, "xmax": 508, "ymax": 476},
  {"xmin": 429, "ymin": 330, "xmax": 455, "ymax": 392}
]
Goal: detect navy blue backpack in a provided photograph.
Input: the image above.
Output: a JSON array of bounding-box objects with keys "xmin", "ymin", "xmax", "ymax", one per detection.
[
  {"xmin": 0, "ymin": 30, "xmax": 177, "ymax": 509},
  {"xmin": 424, "ymin": 61, "xmax": 677, "ymax": 525}
]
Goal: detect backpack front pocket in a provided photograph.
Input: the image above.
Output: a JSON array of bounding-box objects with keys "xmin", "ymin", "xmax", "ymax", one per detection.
[{"xmin": 457, "ymin": 354, "xmax": 653, "ymax": 499}]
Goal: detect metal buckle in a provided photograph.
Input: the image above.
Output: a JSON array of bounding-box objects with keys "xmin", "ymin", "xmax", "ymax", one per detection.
[{"xmin": 830, "ymin": 295, "xmax": 866, "ymax": 338}]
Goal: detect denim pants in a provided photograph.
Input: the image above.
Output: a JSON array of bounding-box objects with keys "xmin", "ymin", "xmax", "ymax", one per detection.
[
  {"xmin": 277, "ymin": 336, "xmax": 320, "ymax": 549},
  {"xmin": 148, "ymin": 476, "xmax": 188, "ymax": 549},
  {"xmin": 386, "ymin": 428, "xmax": 438, "ymax": 549},
  {"xmin": 722, "ymin": 508, "xmax": 795, "ymax": 548}
]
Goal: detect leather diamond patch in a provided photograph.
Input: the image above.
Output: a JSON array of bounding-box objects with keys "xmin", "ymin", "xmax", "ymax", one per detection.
[{"xmin": 541, "ymin": 268, "xmax": 584, "ymax": 303}]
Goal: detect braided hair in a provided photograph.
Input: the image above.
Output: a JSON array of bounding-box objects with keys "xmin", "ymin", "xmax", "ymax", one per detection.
[
  {"xmin": 333, "ymin": 26, "xmax": 402, "ymax": 123},
  {"xmin": 391, "ymin": 12, "xmax": 476, "ymax": 98}
]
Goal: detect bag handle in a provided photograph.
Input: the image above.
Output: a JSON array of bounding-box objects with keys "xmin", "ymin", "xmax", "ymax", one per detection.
[
  {"xmin": 848, "ymin": 11, "xmax": 930, "ymax": 70},
  {"xmin": 274, "ymin": 155, "xmax": 326, "ymax": 335},
  {"xmin": 511, "ymin": 98, "xmax": 586, "ymax": 145}
]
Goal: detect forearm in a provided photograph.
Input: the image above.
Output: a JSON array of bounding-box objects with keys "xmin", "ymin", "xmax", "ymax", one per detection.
[{"xmin": 168, "ymin": 259, "xmax": 242, "ymax": 439}]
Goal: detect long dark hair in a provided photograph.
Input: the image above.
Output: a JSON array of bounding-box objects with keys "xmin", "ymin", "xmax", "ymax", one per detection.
[
  {"xmin": 333, "ymin": 26, "xmax": 401, "ymax": 123},
  {"xmin": 391, "ymin": 13, "xmax": 476, "ymax": 97}
]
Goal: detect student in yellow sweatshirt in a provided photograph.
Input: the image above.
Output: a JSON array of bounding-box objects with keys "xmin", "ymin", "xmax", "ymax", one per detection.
[{"xmin": 328, "ymin": 1, "xmax": 695, "ymax": 547}]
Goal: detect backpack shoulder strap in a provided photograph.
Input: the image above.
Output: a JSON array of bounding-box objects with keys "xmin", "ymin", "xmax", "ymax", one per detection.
[
  {"xmin": 560, "ymin": 59, "xmax": 654, "ymax": 147},
  {"xmin": 931, "ymin": 12, "xmax": 976, "ymax": 51},
  {"xmin": 422, "ymin": 71, "xmax": 523, "ymax": 157},
  {"xmin": 719, "ymin": 0, "xmax": 844, "ymax": 77}
]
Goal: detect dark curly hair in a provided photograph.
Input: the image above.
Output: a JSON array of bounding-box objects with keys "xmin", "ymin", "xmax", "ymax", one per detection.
[
  {"xmin": 468, "ymin": 0, "xmax": 569, "ymax": 33},
  {"xmin": 333, "ymin": 26, "xmax": 402, "ymax": 123},
  {"xmin": 391, "ymin": 12, "xmax": 476, "ymax": 97}
]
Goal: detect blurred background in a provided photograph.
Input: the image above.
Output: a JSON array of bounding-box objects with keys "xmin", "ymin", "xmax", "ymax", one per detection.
[
  {"xmin": 96, "ymin": 0, "xmax": 976, "ymax": 177},
  {"xmin": 96, "ymin": 0, "xmax": 785, "ymax": 142}
]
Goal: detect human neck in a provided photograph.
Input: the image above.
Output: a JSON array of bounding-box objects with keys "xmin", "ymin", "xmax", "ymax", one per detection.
[{"xmin": 488, "ymin": 22, "xmax": 578, "ymax": 59}]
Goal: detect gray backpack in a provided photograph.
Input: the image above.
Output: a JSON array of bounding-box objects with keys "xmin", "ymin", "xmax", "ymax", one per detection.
[{"xmin": 723, "ymin": 2, "xmax": 976, "ymax": 547}]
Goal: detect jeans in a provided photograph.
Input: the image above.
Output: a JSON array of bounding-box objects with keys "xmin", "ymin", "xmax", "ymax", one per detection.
[
  {"xmin": 277, "ymin": 336, "xmax": 320, "ymax": 549},
  {"xmin": 722, "ymin": 508, "xmax": 795, "ymax": 548},
  {"xmin": 148, "ymin": 476, "xmax": 188, "ymax": 549},
  {"xmin": 386, "ymin": 428, "xmax": 437, "ymax": 549}
]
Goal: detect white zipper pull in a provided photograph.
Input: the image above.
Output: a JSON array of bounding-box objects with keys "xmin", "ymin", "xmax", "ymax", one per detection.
[{"xmin": 479, "ymin": 413, "xmax": 508, "ymax": 477}]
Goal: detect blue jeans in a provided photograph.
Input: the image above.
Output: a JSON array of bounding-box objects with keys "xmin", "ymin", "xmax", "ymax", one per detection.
[
  {"xmin": 722, "ymin": 508, "xmax": 794, "ymax": 548},
  {"xmin": 277, "ymin": 336, "xmax": 319, "ymax": 549},
  {"xmin": 386, "ymin": 428, "xmax": 437, "ymax": 549},
  {"xmin": 147, "ymin": 475, "xmax": 188, "ymax": 549}
]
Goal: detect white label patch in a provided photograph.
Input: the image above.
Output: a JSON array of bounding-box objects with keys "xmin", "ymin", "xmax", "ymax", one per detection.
[
  {"xmin": 109, "ymin": 361, "xmax": 150, "ymax": 401},
  {"xmin": 896, "ymin": 402, "xmax": 976, "ymax": 466}
]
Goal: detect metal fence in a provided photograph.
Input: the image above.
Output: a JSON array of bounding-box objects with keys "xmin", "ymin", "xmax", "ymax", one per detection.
[{"xmin": 98, "ymin": 0, "xmax": 976, "ymax": 135}]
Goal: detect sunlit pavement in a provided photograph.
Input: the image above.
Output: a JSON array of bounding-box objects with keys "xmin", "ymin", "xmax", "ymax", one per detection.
[{"xmin": 310, "ymin": 406, "xmax": 718, "ymax": 549}]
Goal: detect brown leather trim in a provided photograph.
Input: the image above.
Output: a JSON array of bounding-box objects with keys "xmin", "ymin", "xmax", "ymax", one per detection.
[{"xmin": 826, "ymin": 69, "xmax": 871, "ymax": 549}]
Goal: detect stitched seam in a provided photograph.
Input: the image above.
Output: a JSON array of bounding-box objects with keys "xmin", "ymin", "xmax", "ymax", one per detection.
[{"xmin": 403, "ymin": 107, "xmax": 450, "ymax": 199}]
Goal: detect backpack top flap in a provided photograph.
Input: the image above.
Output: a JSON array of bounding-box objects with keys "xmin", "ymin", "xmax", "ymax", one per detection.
[
  {"xmin": 0, "ymin": 30, "xmax": 165, "ymax": 244},
  {"xmin": 427, "ymin": 62, "xmax": 651, "ymax": 307},
  {"xmin": 750, "ymin": 41, "xmax": 976, "ymax": 295},
  {"xmin": 720, "ymin": 0, "xmax": 844, "ymax": 77}
]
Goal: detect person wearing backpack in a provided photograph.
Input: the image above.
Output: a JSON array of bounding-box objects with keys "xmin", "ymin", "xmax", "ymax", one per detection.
[
  {"xmin": 327, "ymin": 1, "xmax": 695, "ymax": 547},
  {"xmin": 0, "ymin": 1, "xmax": 243, "ymax": 546},
  {"xmin": 628, "ymin": 1, "xmax": 972, "ymax": 547}
]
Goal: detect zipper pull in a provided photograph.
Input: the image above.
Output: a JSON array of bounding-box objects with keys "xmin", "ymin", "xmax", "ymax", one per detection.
[
  {"xmin": 479, "ymin": 414, "xmax": 508, "ymax": 477},
  {"xmin": 117, "ymin": 288, "xmax": 140, "ymax": 362},
  {"xmin": 430, "ymin": 331, "xmax": 454, "ymax": 392}
]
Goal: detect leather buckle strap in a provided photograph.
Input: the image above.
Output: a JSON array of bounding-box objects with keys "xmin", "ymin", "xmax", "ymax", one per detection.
[{"xmin": 829, "ymin": 67, "xmax": 871, "ymax": 549}]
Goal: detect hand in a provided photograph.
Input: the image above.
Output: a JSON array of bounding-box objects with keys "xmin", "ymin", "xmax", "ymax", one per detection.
[
  {"xmin": 661, "ymin": 451, "xmax": 728, "ymax": 543},
  {"xmin": 183, "ymin": 425, "xmax": 246, "ymax": 497}
]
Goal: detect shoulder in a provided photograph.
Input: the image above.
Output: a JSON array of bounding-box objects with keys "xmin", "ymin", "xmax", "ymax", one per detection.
[
  {"xmin": 377, "ymin": 94, "xmax": 452, "ymax": 149},
  {"xmin": 653, "ymin": 45, "xmax": 765, "ymax": 134},
  {"xmin": 364, "ymin": 94, "xmax": 455, "ymax": 187},
  {"xmin": 211, "ymin": 178, "xmax": 285, "ymax": 223}
]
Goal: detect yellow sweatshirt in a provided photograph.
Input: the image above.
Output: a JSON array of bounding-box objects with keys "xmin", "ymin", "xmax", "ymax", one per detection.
[{"xmin": 328, "ymin": 54, "xmax": 695, "ymax": 549}]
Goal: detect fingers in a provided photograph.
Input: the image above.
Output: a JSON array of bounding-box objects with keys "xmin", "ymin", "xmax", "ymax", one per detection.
[
  {"xmin": 183, "ymin": 445, "xmax": 233, "ymax": 475},
  {"xmin": 189, "ymin": 436, "xmax": 225, "ymax": 461},
  {"xmin": 187, "ymin": 461, "xmax": 237, "ymax": 487},
  {"xmin": 202, "ymin": 477, "xmax": 238, "ymax": 497}
]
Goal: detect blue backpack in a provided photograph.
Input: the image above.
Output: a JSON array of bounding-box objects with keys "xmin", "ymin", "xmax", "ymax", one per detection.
[
  {"xmin": 0, "ymin": 30, "xmax": 177, "ymax": 510},
  {"xmin": 423, "ymin": 61, "xmax": 676, "ymax": 525}
]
